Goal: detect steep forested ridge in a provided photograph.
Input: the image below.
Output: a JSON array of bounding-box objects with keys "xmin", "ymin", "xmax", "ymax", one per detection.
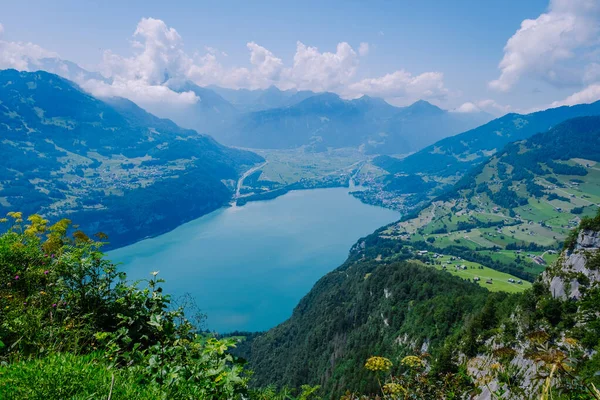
[{"xmin": 242, "ymin": 254, "xmax": 509, "ymax": 397}]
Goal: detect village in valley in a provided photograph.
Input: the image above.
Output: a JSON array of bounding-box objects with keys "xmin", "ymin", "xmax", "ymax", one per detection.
[{"xmin": 368, "ymin": 157, "xmax": 600, "ymax": 293}]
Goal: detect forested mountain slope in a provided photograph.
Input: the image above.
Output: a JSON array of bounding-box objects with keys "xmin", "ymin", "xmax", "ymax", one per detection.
[
  {"xmin": 365, "ymin": 100, "xmax": 600, "ymax": 214},
  {"xmin": 376, "ymin": 100, "xmax": 600, "ymax": 177},
  {"xmin": 0, "ymin": 69, "xmax": 262, "ymax": 248}
]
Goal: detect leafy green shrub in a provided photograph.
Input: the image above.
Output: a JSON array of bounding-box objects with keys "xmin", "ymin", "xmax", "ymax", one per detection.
[
  {"xmin": 580, "ymin": 209, "xmax": 600, "ymax": 232},
  {"xmin": 0, "ymin": 213, "xmax": 252, "ymax": 398}
]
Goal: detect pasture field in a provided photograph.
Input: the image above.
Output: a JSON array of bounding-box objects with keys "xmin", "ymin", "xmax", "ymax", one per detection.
[{"xmin": 414, "ymin": 254, "xmax": 532, "ymax": 293}]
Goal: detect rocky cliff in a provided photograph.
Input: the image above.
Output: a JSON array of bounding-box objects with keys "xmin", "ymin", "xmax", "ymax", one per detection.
[{"xmin": 544, "ymin": 229, "xmax": 600, "ymax": 299}]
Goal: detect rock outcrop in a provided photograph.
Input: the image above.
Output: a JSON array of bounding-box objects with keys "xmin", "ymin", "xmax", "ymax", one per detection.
[{"xmin": 544, "ymin": 229, "xmax": 600, "ymax": 299}]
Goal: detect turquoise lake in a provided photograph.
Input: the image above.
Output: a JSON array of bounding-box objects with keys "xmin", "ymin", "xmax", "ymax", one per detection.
[{"xmin": 108, "ymin": 187, "xmax": 401, "ymax": 332}]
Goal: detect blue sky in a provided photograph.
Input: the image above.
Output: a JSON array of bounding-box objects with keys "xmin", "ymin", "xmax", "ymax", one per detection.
[{"xmin": 2, "ymin": 0, "xmax": 600, "ymax": 115}]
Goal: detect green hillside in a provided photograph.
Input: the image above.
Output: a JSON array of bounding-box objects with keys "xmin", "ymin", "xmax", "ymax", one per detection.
[
  {"xmin": 365, "ymin": 101, "xmax": 600, "ymax": 213},
  {"xmin": 0, "ymin": 69, "xmax": 263, "ymax": 248},
  {"xmin": 383, "ymin": 116, "xmax": 600, "ymax": 281}
]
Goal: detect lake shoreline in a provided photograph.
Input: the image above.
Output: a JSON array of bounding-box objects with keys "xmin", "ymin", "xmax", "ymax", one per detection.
[
  {"xmin": 108, "ymin": 181, "xmax": 376, "ymax": 252},
  {"xmin": 108, "ymin": 186, "xmax": 402, "ymax": 332}
]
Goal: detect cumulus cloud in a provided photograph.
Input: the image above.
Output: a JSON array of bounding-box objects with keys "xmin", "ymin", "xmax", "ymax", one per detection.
[
  {"xmin": 283, "ymin": 41, "xmax": 359, "ymax": 91},
  {"xmin": 81, "ymin": 78, "xmax": 199, "ymax": 106},
  {"xmin": 550, "ymin": 83, "xmax": 600, "ymax": 107},
  {"xmin": 247, "ymin": 42, "xmax": 284, "ymax": 82},
  {"xmin": 0, "ymin": 21, "xmax": 58, "ymax": 71},
  {"xmin": 101, "ymin": 18, "xmax": 191, "ymax": 84},
  {"xmin": 490, "ymin": 0, "xmax": 600, "ymax": 91},
  {"xmin": 452, "ymin": 99, "xmax": 511, "ymax": 115},
  {"xmin": 453, "ymin": 102, "xmax": 481, "ymax": 113},
  {"xmin": 0, "ymin": 17, "xmax": 452, "ymax": 108},
  {"xmin": 91, "ymin": 19, "xmax": 444, "ymax": 100},
  {"xmin": 347, "ymin": 70, "xmax": 448, "ymax": 102},
  {"xmin": 86, "ymin": 18, "xmax": 199, "ymax": 106}
]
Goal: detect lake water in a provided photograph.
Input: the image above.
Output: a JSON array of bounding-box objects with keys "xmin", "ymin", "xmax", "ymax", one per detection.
[{"xmin": 108, "ymin": 187, "xmax": 401, "ymax": 332}]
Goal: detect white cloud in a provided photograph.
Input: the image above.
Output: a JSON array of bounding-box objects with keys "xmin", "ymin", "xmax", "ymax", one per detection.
[
  {"xmin": 96, "ymin": 19, "xmax": 364, "ymax": 94},
  {"xmin": 347, "ymin": 70, "xmax": 448, "ymax": 102},
  {"xmin": 0, "ymin": 21, "xmax": 58, "ymax": 71},
  {"xmin": 82, "ymin": 18, "xmax": 200, "ymax": 106},
  {"xmin": 204, "ymin": 46, "xmax": 227, "ymax": 57},
  {"xmin": 452, "ymin": 99, "xmax": 511, "ymax": 115},
  {"xmin": 453, "ymin": 102, "xmax": 480, "ymax": 113},
  {"xmin": 81, "ymin": 78, "xmax": 199, "ymax": 107},
  {"xmin": 550, "ymin": 83, "xmax": 600, "ymax": 107},
  {"xmin": 0, "ymin": 17, "xmax": 452, "ymax": 108},
  {"xmin": 358, "ymin": 42, "xmax": 369, "ymax": 56},
  {"xmin": 247, "ymin": 41, "xmax": 284, "ymax": 82},
  {"xmin": 283, "ymin": 41, "xmax": 359, "ymax": 92},
  {"xmin": 490, "ymin": 0, "xmax": 600, "ymax": 91},
  {"xmin": 100, "ymin": 17, "xmax": 192, "ymax": 85}
]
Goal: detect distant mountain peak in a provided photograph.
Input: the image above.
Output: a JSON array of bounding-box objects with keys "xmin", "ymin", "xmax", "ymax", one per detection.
[
  {"xmin": 405, "ymin": 100, "xmax": 445, "ymax": 115},
  {"xmin": 312, "ymin": 92, "xmax": 342, "ymax": 101},
  {"xmin": 296, "ymin": 92, "xmax": 343, "ymax": 108},
  {"xmin": 353, "ymin": 95, "xmax": 393, "ymax": 107},
  {"xmin": 264, "ymin": 85, "xmax": 284, "ymax": 94}
]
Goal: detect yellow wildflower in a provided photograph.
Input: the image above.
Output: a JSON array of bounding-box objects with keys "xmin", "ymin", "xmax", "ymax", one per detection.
[
  {"xmin": 383, "ymin": 382, "xmax": 405, "ymax": 395},
  {"xmin": 365, "ymin": 356, "xmax": 393, "ymax": 372},
  {"xmin": 400, "ymin": 355, "xmax": 424, "ymax": 369},
  {"xmin": 564, "ymin": 337, "xmax": 579, "ymax": 347}
]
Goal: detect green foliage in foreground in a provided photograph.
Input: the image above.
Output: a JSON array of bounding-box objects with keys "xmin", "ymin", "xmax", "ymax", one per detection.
[
  {"xmin": 0, "ymin": 352, "xmax": 322, "ymax": 400},
  {"xmin": 0, "ymin": 212, "xmax": 319, "ymax": 399},
  {"xmin": 0, "ymin": 352, "xmax": 165, "ymax": 399}
]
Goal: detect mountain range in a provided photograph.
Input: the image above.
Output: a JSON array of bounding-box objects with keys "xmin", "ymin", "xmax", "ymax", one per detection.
[
  {"xmin": 209, "ymin": 85, "xmax": 316, "ymax": 112},
  {"xmin": 376, "ymin": 100, "xmax": 600, "ymax": 177},
  {"xmin": 214, "ymin": 94, "xmax": 492, "ymax": 153},
  {"xmin": 365, "ymin": 99, "xmax": 600, "ymax": 212},
  {"xmin": 27, "ymin": 58, "xmax": 493, "ymax": 154},
  {"xmin": 151, "ymin": 80, "xmax": 493, "ymax": 154}
]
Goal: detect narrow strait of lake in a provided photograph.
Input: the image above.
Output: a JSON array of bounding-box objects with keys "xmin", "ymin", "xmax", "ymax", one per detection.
[{"xmin": 108, "ymin": 187, "xmax": 401, "ymax": 332}]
